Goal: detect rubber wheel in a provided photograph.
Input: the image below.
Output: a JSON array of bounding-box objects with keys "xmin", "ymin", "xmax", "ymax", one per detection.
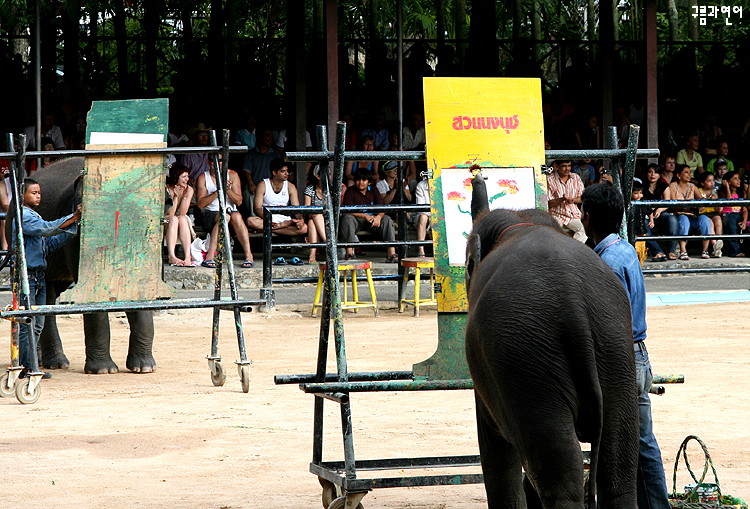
[
  {"xmin": 15, "ymin": 378, "xmax": 41, "ymax": 405},
  {"xmin": 319, "ymin": 478, "xmax": 339, "ymax": 508},
  {"xmin": 327, "ymin": 496, "xmax": 363, "ymax": 509},
  {"xmin": 239, "ymin": 364, "xmax": 250, "ymax": 393},
  {"xmin": 0, "ymin": 373, "xmax": 14, "ymax": 398},
  {"xmin": 210, "ymin": 362, "xmax": 226, "ymax": 387}
]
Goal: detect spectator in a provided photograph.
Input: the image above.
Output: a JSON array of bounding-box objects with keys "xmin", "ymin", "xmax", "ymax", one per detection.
[
  {"xmin": 342, "ymin": 113, "xmax": 357, "ymax": 152},
  {"xmin": 402, "ymin": 112, "xmax": 426, "ymax": 186},
  {"xmin": 340, "ymin": 168, "xmax": 397, "ymax": 263},
  {"xmin": 247, "ymin": 158, "xmax": 307, "ymax": 238},
  {"xmin": 23, "ymin": 112, "xmax": 65, "ymax": 150},
  {"xmin": 546, "ymin": 159, "xmax": 587, "ymax": 243},
  {"xmin": 715, "ymin": 160, "xmax": 729, "ymax": 191},
  {"xmin": 233, "ymin": 112, "xmax": 257, "ymax": 151},
  {"xmin": 376, "ymin": 161, "xmax": 411, "ymax": 205},
  {"xmin": 658, "ymin": 154, "xmax": 676, "ymax": 184},
  {"xmin": 195, "ymin": 156, "xmax": 255, "ymax": 268},
  {"xmin": 304, "ymin": 166, "xmax": 326, "ymax": 264},
  {"xmin": 574, "ymin": 115, "xmax": 601, "ymax": 150},
  {"xmin": 631, "ymin": 178, "xmax": 653, "ymax": 263},
  {"xmin": 362, "ymin": 112, "xmax": 390, "ymax": 151},
  {"xmin": 572, "ymin": 158, "xmax": 597, "ymax": 187},
  {"xmin": 669, "ymin": 164, "xmax": 711, "ymax": 260},
  {"xmin": 413, "ymin": 177, "xmax": 431, "ymax": 257},
  {"xmin": 706, "ymin": 140, "xmax": 734, "ymax": 173},
  {"xmin": 275, "ymin": 127, "xmax": 313, "ymax": 151},
  {"xmin": 643, "ymin": 163, "xmax": 678, "ymax": 260},
  {"xmin": 694, "ymin": 171, "xmax": 723, "ymax": 258},
  {"xmin": 181, "ymin": 123, "xmax": 212, "ymax": 182},
  {"xmin": 719, "ymin": 171, "xmax": 747, "ymax": 257},
  {"xmin": 164, "ymin": 163, "xmax": 195, "ymax": 266},
  {"xmin": 344, "ymin": 135, "xmax": 379, "ymax": 186},
  {"xmin": 676, "ymin": 134, "xmax": 704, "ymax": 176},
  {"xmin": 16, "ymin": 178, "xmax": 81, "ymax": 379},
  {"xmin": 242, "ymin": 127, "xmax": 281, "ymax": 196}
]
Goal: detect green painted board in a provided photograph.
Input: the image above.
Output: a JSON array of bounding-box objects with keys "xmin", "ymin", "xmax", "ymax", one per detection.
[{"xmin": 62, "ymin": 99, "xmax": 173, "ymax": 303}]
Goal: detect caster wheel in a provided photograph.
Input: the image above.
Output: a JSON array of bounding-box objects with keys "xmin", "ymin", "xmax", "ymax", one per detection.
[
  {"xmin": 327, "ymin": 496, "xmax": 363, "ymax": 509},
  {"xmin": 0, "ymin": 373, "xmax": 14, "ymax": 398},
  {"xmin": 239, "ymin": 364, "xmax": 250, "ymax": 393},
  {"xmin": 319, "ymin": 478, "xmax": 339, "ymax": 508},
  {"xmin": 15, "ymin": 378, "xmax": 41, "ymax": 405},
  {"xmin": 210, "ymin": 362, "xmax": 226, "ymax": 386}
]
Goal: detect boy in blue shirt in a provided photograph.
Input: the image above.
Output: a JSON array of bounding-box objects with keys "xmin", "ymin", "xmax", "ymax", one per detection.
[
  {"xmin": 15, "ymin": 178, "xmax": 81, "ymax": 378},
  {"xmin": 581, "ymin": 182, "xmax": 671, "ymax": 509}
]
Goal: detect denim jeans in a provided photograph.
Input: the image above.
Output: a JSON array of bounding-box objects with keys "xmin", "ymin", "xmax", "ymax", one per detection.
[
  {"xmin": 634, "ymin": 341, "xmax": 671, "ymax": 509},
  {"xmin": 722, "ymin": 212, "xmax": 743, "ymax": 256},
  {"xmin": 18, "ymin": 269, "xmax": 47, "ymax": 372},
  {"xmin": 643, "ymin": 220, "xmax": 665, "ymax": 257},
  {"xmin": 655, "ymin": 212, "xmax": 679, "ymax": 255},
  {"xmin": 676, "ymin": 214, "xmax": 711, "ymax": 237}
]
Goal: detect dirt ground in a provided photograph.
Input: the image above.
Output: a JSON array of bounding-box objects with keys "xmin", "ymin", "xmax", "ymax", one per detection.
[{"xmin": 2, "ymin": 301, "xmax": 749, "ymax": 509}]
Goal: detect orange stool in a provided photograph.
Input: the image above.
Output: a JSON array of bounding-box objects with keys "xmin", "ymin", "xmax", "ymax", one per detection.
[
  {"xmin": 399, "ymin": 257, "xmax": 437, "ymax": 316},
  {"xmin": 311, "ymin": 260, "xmax": 379, "ymax": 318}
]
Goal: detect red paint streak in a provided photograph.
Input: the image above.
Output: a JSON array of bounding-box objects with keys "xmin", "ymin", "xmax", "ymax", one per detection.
[{"xmin": 114, "ymin": 211, "xmax": 120, "ymax": 247}]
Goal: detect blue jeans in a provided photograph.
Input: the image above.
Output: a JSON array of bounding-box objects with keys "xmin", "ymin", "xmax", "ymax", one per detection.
[
  {"xmin": 18, "ymin": 269, "xmax": 46, "ymax": 372},
  {"xmin": 722, "ymin": 212, "xmax": 743, "ymax": 256},
  {"xmin": 676, "ymin": 214, "xmax": 711, "ymax": 237},
  {"xmin": 643, "ymin": 220, "xmax": 665, "ymax": 257},
  {"xmin": 655, "ymin": 212, "xmax": 679, "ymax": 255},
  {"xmin": 634, "ymin": 342, "xmax": 671, "ymax": 509}
]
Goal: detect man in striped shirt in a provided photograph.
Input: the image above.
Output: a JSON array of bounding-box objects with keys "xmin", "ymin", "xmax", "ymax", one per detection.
[{"xmin": 547, "ymin": 159, "xmax": 587, "ymax": 243}]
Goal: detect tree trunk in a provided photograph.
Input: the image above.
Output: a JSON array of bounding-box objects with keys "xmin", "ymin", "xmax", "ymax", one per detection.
[
  {"xmin": 436, "ymin": 0, "xmax": 446, "ymax": 64},
  {"xmin": 468, "ymin": 0, "xmax": 498, "ymax": 76},
  {"xmin": 512, "ymin": 0, "xmax": 523, "ymax": 40},
  {"xmin": 112, "ymin": 0, "xmax": 129, "ymax": 97},
  {"xmin": 208, "ymin": 0, "xmax": 225, "ymax": 86},
  {"xmin": 688, "ymin": 0, "xmax": 698, "ymax": 40},
  {"xmin": 454, "ymin": 0, "xmax": 467, "ymax": 72},
  {"xmin": 63, "ymin": 0, "xmax": 81, "ymax": 96},
  {"xmin": 143, "ymin": 0, "xmax": 160, "ymax": 96},
  {"xmin": 532, "ymin": 0, "xmax": 542, "ymax": 62},
  {"xmin": 667, "ymin": 0, "xmax": 679, "ymax": 41},
  {"xmin": 587, "ymin": 0, "xmax": 596, "ymax": 42}
]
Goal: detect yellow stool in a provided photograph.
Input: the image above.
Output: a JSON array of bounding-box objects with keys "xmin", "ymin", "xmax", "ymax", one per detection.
[
  {"xmin": 311, "ymin": 260, "xmax": 379, "ymax": 318},
  {"xmin": 399, "ymin": 257, "xmax": 437, "ymax": 316}
]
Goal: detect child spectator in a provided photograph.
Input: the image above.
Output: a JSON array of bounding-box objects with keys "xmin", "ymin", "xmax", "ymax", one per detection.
[
  {"xmin": 630, "ymin": 178, "xmax": 649, "ymax": 264},
  {"xmin": 572, "ymin": 158, "xmax": 597, "ymax": 187},
  {"xmin": 16, "ymin": 178, "xmax": 82, "ymax": 378},
  {"xmin": 715, "ymin": 159, "xmax": 729, "ymax": 190},
  {"xmin": 695, "ymin": 171, "xmax": 723, "ymax": 258},
  {"xmin": 719, "ymin": 171, "xmax": 747, "ymax": 257}
]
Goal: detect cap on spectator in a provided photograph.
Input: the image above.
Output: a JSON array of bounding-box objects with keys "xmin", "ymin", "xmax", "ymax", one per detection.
[
  {"xmin": 632, "ymin": 177, "xmax": 644, "ymax": 191},
  {"xmin": 382, "ymin": 161, "xmax": 399, "ymax": 172},
  {"xmin": 187, "ymin": 123, "xmax": 212, "ymax": 136},
  {"xmin": 715, "ymin": 158, "xmax": 727, "ymax": 166}
]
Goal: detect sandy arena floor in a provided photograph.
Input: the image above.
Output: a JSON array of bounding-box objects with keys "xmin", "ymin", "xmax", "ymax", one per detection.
[{"xmin": 1, "ymin": 302, "xmax": 748, "ymax": 508}]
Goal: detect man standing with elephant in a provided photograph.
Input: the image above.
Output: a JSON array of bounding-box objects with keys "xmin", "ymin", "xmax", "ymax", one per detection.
[{"xmin": 581, "ymin": 183, "xmax": 671, "ymax": 509}]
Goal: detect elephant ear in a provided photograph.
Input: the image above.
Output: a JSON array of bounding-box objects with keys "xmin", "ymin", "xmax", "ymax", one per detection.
[{"xmin": 465, "ymin": 232, "xmax": 482, "ymax": 293}]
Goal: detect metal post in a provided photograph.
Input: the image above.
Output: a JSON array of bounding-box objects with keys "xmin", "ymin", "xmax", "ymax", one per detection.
[{"xmin": 622, "ymin": 124, "xmax": 640, "ymax": 242}]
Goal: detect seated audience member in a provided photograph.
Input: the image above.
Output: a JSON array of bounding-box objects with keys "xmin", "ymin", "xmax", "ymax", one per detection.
[
  {"xmin": 706, "ymin": 140, "xmax": 734, "ymax": 173},
  {"xmin": 242, "ymin": 127, "xmax": 281, "ymax": 197},
  {"xmin": 546, "ymin": 158, "xmax": 587, "ymax": 243},
  {"xmin": 643, "ymin": 163, "xmax": 678, "ymax": 260},
  {"xmin": 247, "ymin": 158, "xmax": 307, "ymax": 237},
  {"xmin": 669, "ymin": 164, "xmax": 711, "ymax": 260},
  {"xmin": 196, "ymin": 157, "xmax": 255, "ymax": 268},
  {"xmin": 164, "ymin": 163, "xmax": 195, "ymax": 266},
  {"xmin": 676, "ymin": 134, "xmax": 704, "ymax": 176},
  {"xmin": 304, "ymin": 167, "xmax": 326, "ymax": 264},
  {"xmin": 572, "ymin": 158, "xmax": 596, "ymax": 186},
  {"xmin": 413, "ymin": 177, "xmax": 431, "ymax": 257},
  {"xmin": 181, "ymin": 123, "xmax": 212, "ymax": 182},
  {"xmin": 340, "ymin": 168, "xmax": 397, "ymax": 263},
  {"xmin": 630, "ymin": 178, "xmax": 650, "ymax": 263},
  {"xmin": 362, "ymin": 113, "xmax": 390, "ymax": 151},
  {"xmin": 344, "ymin": 135, "xmax": 378, "ymax": 186},
  {"xmin": 715, "ymin": 159, "xmax": 729, "ymax": 190},
  {"xmin": 719, "ymin": 171, "xmax": 747, "ymax": 257},
  {"xmin": 658, "ymin": 154, "xmax": 676, "ymax": 184},
  {"xmin": 376, "ymin": 161, "xmax": 412, "ymax": 205},
  {"xmin": 275, "ymin": 128, "xmax": 313, "ymax": 151},
  {"xmin": 694, "ymin": 171, "xmax": 723, "ymax": 258},
  {"xmin": 23, "ymin": 112, "xmax": 65, "ymax": 150}
]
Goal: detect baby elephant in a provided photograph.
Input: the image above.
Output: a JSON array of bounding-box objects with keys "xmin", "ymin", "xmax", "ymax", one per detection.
[{"xmin": 465, "ymin": 208, "xmax": 638, "ymax": 509}]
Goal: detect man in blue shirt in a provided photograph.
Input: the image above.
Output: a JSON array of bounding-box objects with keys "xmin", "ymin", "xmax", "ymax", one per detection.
[
  {"xmin": 581, "ymin": 183, "xmax": 671, "ymax": 509},
  {"xmin": 15, "ymin": 178, "xmax": 81, "ymax": 378}
]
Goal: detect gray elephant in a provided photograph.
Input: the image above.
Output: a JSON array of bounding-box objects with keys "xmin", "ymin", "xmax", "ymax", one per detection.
[
  {"xmin": 464, "ymin": 205, "xmax": 638, "ymax": 508},
  {"xmin": 26, "ymin": 157, "xmax": 156, "ymax": 374}
]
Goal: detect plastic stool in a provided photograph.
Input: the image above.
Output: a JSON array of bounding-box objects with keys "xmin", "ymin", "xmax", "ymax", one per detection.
[
  {"xmin": 399, "ymin": 257, "xmax": 437, "ymax": 316},
  {"xmin": 312, "ymin": 260, "xmax": 379, "ymax": 318}
]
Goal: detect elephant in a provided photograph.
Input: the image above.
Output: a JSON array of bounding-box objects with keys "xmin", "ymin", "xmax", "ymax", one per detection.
[
  {"xmin": 22, "ymin": 157, "xmax": 156, "ymax": 374},
  {"xmin": 464, "ymin": 194, "xmax": 638, "ymax": 506}
]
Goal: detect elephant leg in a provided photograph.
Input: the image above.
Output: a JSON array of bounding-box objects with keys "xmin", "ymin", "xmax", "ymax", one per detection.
[
  {"xmin": 474, "ymin": 394, "xmax": 525, "ymax": 509},
  {"xmin": 125, "ymin": 311, "xmax": 155, "ymax": 373},
  {"xmin": 39, "ymin": 283, "xmax": 70, "ymax": 369},
  {"xmin": 83, "ymin": 312, "xmax": 119, "ymax": 374}
]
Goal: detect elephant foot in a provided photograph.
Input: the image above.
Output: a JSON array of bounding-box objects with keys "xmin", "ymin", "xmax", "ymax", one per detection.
[
  {"xmin": 42, "ymin": 352, "xmax": 70, "ymax": 370},
  {"xmin": 126, "ymin": 353, "xmax": 156, "ymax": 373},
  {"xmin": 84, "ymin": 358, "xmax": 119, "ymax": 374}
]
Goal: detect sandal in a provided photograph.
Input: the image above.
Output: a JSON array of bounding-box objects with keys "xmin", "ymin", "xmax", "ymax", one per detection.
[
  {"xmin": 273, "ymin": 256, "xmax": 287, "ymax": 265},
  {"xmin": 344, "ymin": 253, "xmax": 355, "ymax": 261},
  {"xmin": 679, "ymin": 252, "xmax": 689, "ymax": 260},
  {"xmin": 701, "ymin": 251, "xmax": 710, "ymax": 259},
  {"xmin": 651, "ymin": 253, "xmax": 667, "ymax": 262},
  {"xmin": 241, "ymin": 260, "xmax": 254, "ymax": 268},
  {"xmin": 385, "ymin": 254, "xmax": 398, "ymax": 263},
  {"xmin": 201, "ymin": 259, "xmax": 217, "ymax": 268},
  {"xmin": 667, "ymin": 252, "xmax": 678, "ymax": 260},
  {"xmin": 289, "ymin": 256, "xmax": 305, "ymax": 266}
]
